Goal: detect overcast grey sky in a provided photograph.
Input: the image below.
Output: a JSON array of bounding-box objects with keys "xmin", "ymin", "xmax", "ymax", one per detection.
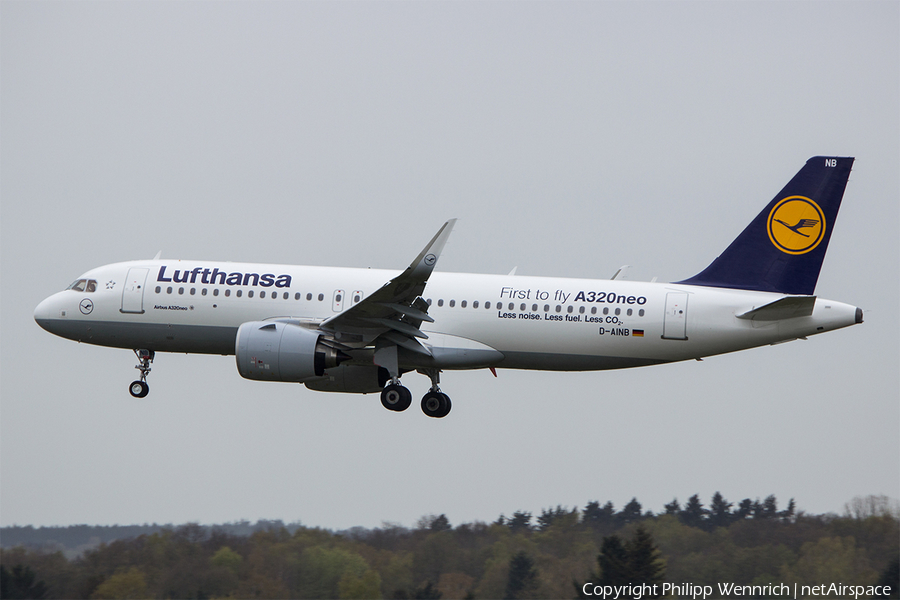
[{"xmin": 2, "ymin": 1, "xmax": 897, "ymax": 530}]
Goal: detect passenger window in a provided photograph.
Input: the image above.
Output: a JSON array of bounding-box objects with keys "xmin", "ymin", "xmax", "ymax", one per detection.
[
  {"xmin": 307, "ymin": 293, "xmax": 313, "ymax": 301},
  {"xmin": 567, "ymin": 305, "xmax": 573, "ymax": 313},
  {"xmin": 295, "ymin": 293, "xmax": 301, "ymax": 300},
  {"xmin": 426, "ymin": 298, "xmax": 432, "ymax": 305},
  {"xmin": 437, "ymin": 299, "xmax": 444, "ymax": 307},
  {"xmin": 485, "ymin": 301, "xmax": 491, "ymax": 309},
  {"xmin": 213, "ymin": 289, "xmax": 219, "ymax": 296},
  {"xmin": 508, "ymin": 303, "xmax": 514, "ymax": 310},
  {"xmin": 225, "ymin": 289, "xmax": 231, "ymax": 297},
  {"xmin": 544, "ymin": 304, "xmax": 549, "ymax": 312},
  {"xmin": 190, "ymin": 288, "xmax": 196, "ymax": 295},
  {"xmin": 86, "ymin": 280, "xmax": 97, "ymax": 292},
  {"xmin": 178, "ymin": 287, "xmax": 184, "ymax": 295},
  {"xmin": 237, "ymin": 290, "xmax": 242, "ymax": 298},
  {"xmin": 532, "ymin": 304, "xmax": 538, "ymax": 311},
  {"xmin": 579, "ymin": 306, "xmax": 585, "ymax": 314},
  {"xmin": 555, "ymin": 305, "xmax": 561, "ymax": 313},
  {"xmin": 283, "ymin": 292, "xmax": 289, "ymax": 300},
  {"xmin": 591, "ymin": 307, "xmax": 597, "ymax": 314},
  {"xmin": 202, "ymin": 288, "xmax": 207, "ymax": 296},
  {"xmin": 614, "ymin": 308, "xmax": 621, "ymax": 315},
  {"xmin": 248, "ymin": 291, "xmax": 254, "ymax": 298},
  {"xmin": 520, "ymin": 303, "xmax": 525, "ymax": 311},
  {"xmin": 318, "ymin": 293, "xmax": 324, "ymax": 301},
  {"xmin": 449, "ymin": 300, "xmax": 456, "ymax": 307},
  {"xmin": 639, "ymin": 309, "xmax": 645, "ymax": 317},
  {"xmin": 155, "ymin": 286, "xmax": 161, "ymax": 294},
  {"xmin": 167, "ymin": 287, "xmax": 173, "ymax": 294},
  {"xmin": 627, "ymin": 308, "xmax": 633, "ymax": 316},
  {"xmin": 603, "ymin": 307, "xmax": 609, "ymax": 315},
  {"xmin": 473, "ymin": 301, "xmax": 479, "ymax": 308},
  {"xmin": 260, "ymin": 291, "xmax": 265, "ymax": 298},
  {"xmin": 461, "ymin": 300, "xmax": 467, "ymax": 308}
]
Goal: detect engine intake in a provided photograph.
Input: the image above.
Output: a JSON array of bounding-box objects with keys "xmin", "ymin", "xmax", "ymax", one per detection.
[{"xmin": 235, "ymin": 321, "xmax": 347, "ymax": 382}]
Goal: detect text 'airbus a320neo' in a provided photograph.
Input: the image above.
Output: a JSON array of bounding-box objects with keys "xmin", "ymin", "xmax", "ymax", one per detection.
[{"xmin": 35, "ymin": 157, "xmax": 862, "ymax": 418}]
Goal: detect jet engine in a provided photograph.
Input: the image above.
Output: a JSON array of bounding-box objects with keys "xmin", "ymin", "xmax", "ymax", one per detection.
[
  {"xmin": 304, "ymin": 364, "xmax": 389, "ymax": 394},
  {"xmin": 235, "ymin": 321, "xmax": 347, "ymax": 382}
]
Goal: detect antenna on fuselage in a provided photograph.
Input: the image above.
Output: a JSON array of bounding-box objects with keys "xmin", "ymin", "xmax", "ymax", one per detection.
[{"xmin": 152, "ymin": 251, "xmax": 161, "ymax": 260}]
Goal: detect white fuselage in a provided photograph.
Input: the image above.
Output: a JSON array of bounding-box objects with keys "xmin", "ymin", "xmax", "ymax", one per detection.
[{"xmin": 34, "ymin": 259, "xmax": 860, "ymax": 372}]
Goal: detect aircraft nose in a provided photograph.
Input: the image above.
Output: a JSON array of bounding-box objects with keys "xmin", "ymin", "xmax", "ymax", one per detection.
[{"xmin": 34, "ymin": 293, "xmax": 64, "ymax": 333}]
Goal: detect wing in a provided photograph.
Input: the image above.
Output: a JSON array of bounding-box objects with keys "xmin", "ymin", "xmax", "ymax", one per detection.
[{"xmin": 319, "ymin": 219, "xmax": 456, "ymax": 356}]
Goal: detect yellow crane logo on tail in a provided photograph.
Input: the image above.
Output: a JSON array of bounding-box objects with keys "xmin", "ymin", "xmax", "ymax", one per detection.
[{"xmin": 767, "ymin": 196, "xmax": 826, "ymax": 254}]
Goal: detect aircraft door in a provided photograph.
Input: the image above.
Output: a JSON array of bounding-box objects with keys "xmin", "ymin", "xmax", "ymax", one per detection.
[
  {"xmin": 662, "ymin": 292, "xmax": 688, "ymax": 340},
  {"xmin": 121, "ymin": 267, "xmax": 149, "ymax": 314}
]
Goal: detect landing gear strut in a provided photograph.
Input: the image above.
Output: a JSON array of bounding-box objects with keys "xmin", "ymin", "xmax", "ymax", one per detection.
[
  {"xmin": 420, "ymin": 369, "xmax": 451, "ymax": 418},
  {"xmin": 376, "ymin": 359, "xmax": 452, "ymax": 418},
  {"xmin": 129, "ymin": 349, "xmax": 154, "ymax": 398}
]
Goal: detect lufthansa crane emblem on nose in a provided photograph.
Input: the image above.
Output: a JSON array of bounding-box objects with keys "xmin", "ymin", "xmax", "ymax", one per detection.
[
  {"xmin": 424, "ymin": 254, "xmax": 437, "ymax": 266},
  {"xmin": 79, "ymin": 299, "xmax": 94, "ymax": 315}
]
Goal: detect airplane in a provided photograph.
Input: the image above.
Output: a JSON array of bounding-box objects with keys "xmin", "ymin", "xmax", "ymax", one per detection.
[{"xmin": 34, "ymin": 156, "xmax": 862, "ymax": 418}]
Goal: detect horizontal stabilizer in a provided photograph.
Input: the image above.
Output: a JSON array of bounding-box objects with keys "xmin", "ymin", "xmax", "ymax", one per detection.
[{"xmin": 737, "ymin": 296, "xmax": 816, "ymax": 321}]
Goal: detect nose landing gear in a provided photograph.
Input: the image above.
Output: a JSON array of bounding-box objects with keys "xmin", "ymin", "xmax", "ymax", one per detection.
[{"xmin": 129, "ymin": 349, "xmax": 154, "ymax": 398}]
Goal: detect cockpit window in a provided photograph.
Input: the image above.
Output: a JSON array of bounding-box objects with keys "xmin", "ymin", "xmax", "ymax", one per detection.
[{"xmin": 66, "ymin": 279, "xmax": 98, "ymax": 292}]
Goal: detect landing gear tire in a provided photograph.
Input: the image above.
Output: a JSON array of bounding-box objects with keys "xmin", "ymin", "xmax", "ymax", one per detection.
[
  {"xmin": 381, "ymin": 383, "xmax": 412, "ymax": 412},
  {"xmin": 129, "ymin": 380, "xmax": 149, "ymax": 398},
  {"xmin": 421, "ymin": 391, "xmax": 451, "ymax": 418}
]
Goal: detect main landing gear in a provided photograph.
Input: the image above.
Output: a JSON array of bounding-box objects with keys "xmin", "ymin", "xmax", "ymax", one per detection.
[
  {"xmin": 380, "ymin": 382, "xmax": 412, "ymax": 412},
  {"xmin": 379, "ymin": 369, "xmax": 451, "ymax": 418},
  {"xmin": 129, "ymin": 349, "xmax": 154, "ymax": 398}
]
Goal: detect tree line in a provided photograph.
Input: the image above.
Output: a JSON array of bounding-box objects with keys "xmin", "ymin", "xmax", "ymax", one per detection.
[{"xmin": 1, "ymin": 494, "xmax": 897, "ymax": 599}]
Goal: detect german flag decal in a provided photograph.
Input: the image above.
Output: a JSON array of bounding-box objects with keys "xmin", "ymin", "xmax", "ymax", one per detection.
[{"xmin": 633, "ymin": 329, "xmax": 644, "ymax": 337}]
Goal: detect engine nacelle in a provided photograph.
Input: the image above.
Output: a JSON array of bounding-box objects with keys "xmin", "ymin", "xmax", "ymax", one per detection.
[
  {"xmin": 304, "ymin": 365, "xmax": 388, "ymax": 394},
  {"xmin": 235, "ymin": 321, "xmax": 346, "ymax": 382}
]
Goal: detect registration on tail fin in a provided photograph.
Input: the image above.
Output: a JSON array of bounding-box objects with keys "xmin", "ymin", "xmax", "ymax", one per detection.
[{"xmin": 678, "ymin": 156, "xmax": 853, "ymax": 296}]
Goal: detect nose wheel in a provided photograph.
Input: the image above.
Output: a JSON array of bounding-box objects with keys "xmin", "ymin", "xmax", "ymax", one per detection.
[{"xmin": 129, "ymin": 349, "xmax": 154, "ymax": 398}]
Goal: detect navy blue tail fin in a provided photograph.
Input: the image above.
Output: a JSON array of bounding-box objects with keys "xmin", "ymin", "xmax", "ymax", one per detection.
[{"xmin": 677, "ymin": 156, "xmax": 854, "ymax": 295}]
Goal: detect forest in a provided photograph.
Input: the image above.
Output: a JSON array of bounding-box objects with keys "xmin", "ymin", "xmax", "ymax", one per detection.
[{"xmin": 1, "ymin": 494, "xmax": 897, "ymax": 599}]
